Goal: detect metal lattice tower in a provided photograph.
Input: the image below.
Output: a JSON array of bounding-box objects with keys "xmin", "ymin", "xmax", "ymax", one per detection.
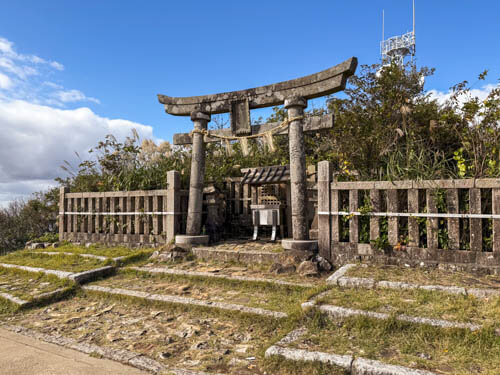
[{"xmin": 380, "ymin": 1, "xmax": 416, "ymax": 66}]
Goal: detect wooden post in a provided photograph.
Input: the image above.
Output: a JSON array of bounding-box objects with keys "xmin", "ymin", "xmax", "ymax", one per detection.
[
  {"xmin": 331, "ymin": 189, "xmax": 340, "ymax": 243},
  {"xmin": 426, "ymin": 190, "xmax": 438, "ymax": 249},
  {"xmin": 87, "ymin": 197, "xmax": 93, "ymax": 240},
  {"xmin": 72, "ymin": 198, "xmax": 78, "ymax": 236},
  {"xmin": 144, "ymin": 194, "xmax": 150, "ymax": 241},
  {"xmin": 349, "ymin": 189, "xmax": 359, "ymax": 243},
  {"xmin": 387, "ymin": 190, "xmax": 399, "ymax": 246},
  {"xmin": 126, "ymin": 195, "xmax": 132, "ymax": 240},
  {"xmin": 152, "ymin": 195, "xmax": 159, "ymax": 236},
  {"xmin": 58, "ymin": 187, "xmax": 68, "ymax": 241},
  {"xmin": 446, "ymin": 189, "xmax": 460, "ymax": 250},
  {"xmin": 493, "ymin": 188, "xmax": 500, "ymax": 252},
  {"xmin": 369, "ymin": 190, "xmax": 380, "ymax": 245},
  {"xmin": 166, "ymin": 170, "xmax": 180, "ymax": 243},
  {"xmin": 407, "ymin": 189, "xmax": 419, "ymax": 247},
  {"xmin": 109, "ymin": 197, "xmax": 116, "ymax": 237},
  {"xmin": 234, "ymin": 183, "xmax": 241, "ymax": 215},
  {"xmin": 469, "ymin": 188, "xmax": 482, "ymax": 251},
  {"xmin": 135, "ymin": 196, "xmax": 141, "ymax": 239},
  {"xmin": 318, "ymin": 161, "xmax": 332, "ymax": 260},
  {"xmin": 95, "ymin": 196, "xmax": 101, "ymax": 234}
]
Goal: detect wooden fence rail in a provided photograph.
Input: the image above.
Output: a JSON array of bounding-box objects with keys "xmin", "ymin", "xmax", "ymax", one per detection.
[{"xmin": 318, "ymin": 161, "xmax": 500, "ymax": 271}]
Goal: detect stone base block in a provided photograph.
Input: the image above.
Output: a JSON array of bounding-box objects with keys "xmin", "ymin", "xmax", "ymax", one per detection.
[
  {"xmin": 281, "ymin": 239, "xmax": 318, "ymax": 252},
  {"xmin": 175, "ymin": 235, "xmax": 209, "ymax": 249}
]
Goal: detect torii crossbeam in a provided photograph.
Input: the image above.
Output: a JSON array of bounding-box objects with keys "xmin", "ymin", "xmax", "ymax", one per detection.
[{"xmin": 158, "ymin": 57, "xmax": 357, "ymax": 249}]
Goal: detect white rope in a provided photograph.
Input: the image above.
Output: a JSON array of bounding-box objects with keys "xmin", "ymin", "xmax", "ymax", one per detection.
[
  {"xmin": 318, "ymin": 211, "xmax": 500, "ymax": 219},
  {"xmin": 60, "ymin": 212, "xmax": 179, "ymax": 216}
]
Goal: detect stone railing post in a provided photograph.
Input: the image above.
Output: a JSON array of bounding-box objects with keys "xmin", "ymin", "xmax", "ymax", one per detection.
[
  {"xmin": 282, "ymin": 97, "xmax": 318, "ymax": 252},
  {"xmin": 318, "ymin": 161, "xmax": 332, "ymax": 260},
  {"xmin": 59, "ymin": 187, "xmax": 69, "ymax": 241},
  {"xmin": 166, "ymin": 170, "xmax": 180, "ymax": 243}
]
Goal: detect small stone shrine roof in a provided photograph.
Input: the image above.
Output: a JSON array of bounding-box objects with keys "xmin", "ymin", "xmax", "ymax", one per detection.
[{"xmin": 240, "ymin": 165, "xmax": 290, "ymax": 185}]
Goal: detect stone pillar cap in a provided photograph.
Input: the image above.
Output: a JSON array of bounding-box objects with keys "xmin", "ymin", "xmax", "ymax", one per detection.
[
  {"xmin": 190, "ymin": 111, "xmax": 211, "ymax": 122},
  {"xmin": 284, "ymin": 96, "xmax": 307, "ymax": 109}
]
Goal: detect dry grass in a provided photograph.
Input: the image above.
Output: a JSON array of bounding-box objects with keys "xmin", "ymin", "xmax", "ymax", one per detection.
[
  {"xmin": 89, "ymin": 269, "xmax": 324, "ymax": 315},
  {"xmin": 34, "ymin": 243, "xmax": 150, "ymax": 258},
  {"xmin": 317, "ymin": 286, "xmax": 499, "ymax": 328},
  {"xmin": 0, "ymin": 267, "xmax": 74, "ymax": 301},
  {"xmin": 291, "ymin": 311, "xmax": 500, "ymax": 375},
  {"xmin": 0, "ymin": 250, "xmax": 110, "ymax": 272},
  {"xmin": 346, "ymin": 264, "xmax": 500, "ymax": 289},
  {"xmin": 3, "ymin": 292, "xmax": 289, "ymax": 374}
]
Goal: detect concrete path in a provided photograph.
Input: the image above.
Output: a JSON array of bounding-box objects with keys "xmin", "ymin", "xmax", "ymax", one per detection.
[{"xmin": 0, "ymin": 327, "xmax": 148, "ymax": 375}]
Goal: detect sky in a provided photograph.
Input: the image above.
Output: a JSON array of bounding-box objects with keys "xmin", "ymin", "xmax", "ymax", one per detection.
[{"xmin": 0, "ymin": 0, "xmax": 499, "ymax": 205}]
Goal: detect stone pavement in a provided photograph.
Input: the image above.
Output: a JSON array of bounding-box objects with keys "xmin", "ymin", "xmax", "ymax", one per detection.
[{"xmin": 0, "ymin": 327, "xmax": 147, "ymax": 375}]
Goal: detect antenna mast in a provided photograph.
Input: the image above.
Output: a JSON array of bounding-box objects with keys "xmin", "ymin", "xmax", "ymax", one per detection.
[{"xmin": 380, "ymin": 0, "xmax": 416, "ymax": 67}]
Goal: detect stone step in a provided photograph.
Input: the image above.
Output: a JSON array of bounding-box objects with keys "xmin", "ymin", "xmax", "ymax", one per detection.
[
  {"xmin": 265, "ymin": 328, "xmax": 437, "ymax": 375},
  {"xmin": 130, "ymin": 266, "xmax": 314, "ymax": 288},
  {"xmin": 83, "ymin": 285, "xmax": 288, "ymax": 319},
  {"xmin": 302, "ymin": 303, "xmax": 484, "ymax": 333}
]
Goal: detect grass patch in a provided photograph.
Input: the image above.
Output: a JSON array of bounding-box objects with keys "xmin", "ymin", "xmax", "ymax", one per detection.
[
  {"xmin": 317, "ymin": 286, "xmax": 499, "ymax": 328},
  {"xmin": 0, "ymin": 250, "xmax": 111, "ymax": 272},
  {"xmin": 292, "ymin": 311, "xmax": 500, "ymax": 375},
  {"xmin": 0, "ymin": 267, "xmax": 74, "ymax": 301},
  {"xmin": 346, "ymin": 264, "xmax": 500, "ymax": 289},
  {"xmin": 89, "ymin": 268, "xmax": 325, "ymax": 315},
  {"xmin": 263, "ymin": 355, "xmax": 348, "ymax": 375},
  {"xmin": 0, "ymin": 296, "xmax": 20, "ymax": 315},
  {"xmin": 33, "ymin": 243, "xmax": 150, "ymax": 258}
]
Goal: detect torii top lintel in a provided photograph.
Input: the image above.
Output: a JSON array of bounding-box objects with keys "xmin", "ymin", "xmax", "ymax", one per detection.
[{"xmin": 157, "ymin": 57, "xmax": 357, "ymax": 116}]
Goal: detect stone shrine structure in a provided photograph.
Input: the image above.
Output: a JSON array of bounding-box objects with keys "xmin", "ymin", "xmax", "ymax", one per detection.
[{"xmin": 158, "ymin": 57, "xmax": 357, "ymax": 251}]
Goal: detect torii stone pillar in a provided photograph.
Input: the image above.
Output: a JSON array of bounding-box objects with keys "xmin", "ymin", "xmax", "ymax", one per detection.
[
  {"xmin": 160, "ymin": 57, "xmax": 357, "ymax": 250},
  {"xmin": 176, "ymin": 111, "xmax": 211, "ymax": 247},
  {"xmin": 281, "ymin": 97, "xmax": 318, "ymax": 252},
  {"xmin": 286, "ymin": 97, "xmax": 308, "ymax": 239}
]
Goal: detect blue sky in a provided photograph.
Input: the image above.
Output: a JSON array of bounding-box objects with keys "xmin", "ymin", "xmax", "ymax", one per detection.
[{"xmin": 0, "ymin": 0, "xmax": 499, "ymax": 203}]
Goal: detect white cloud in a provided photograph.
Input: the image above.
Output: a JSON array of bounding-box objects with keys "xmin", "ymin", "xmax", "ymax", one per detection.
[
  {"xmin": 0, "ymin": 36, "xmax": 96, "ymax": 107},
  {"xmin": 0, "ymin": 72, "xmax": 11, "ymax": 89},
  {"xmin": 0, "ymin": 100, "xmax": 154, "ymax": 205},
  {"xmin": 53, "ymin": 89, "xmax": 100, "ymax": 104},
  {"xmin": 0, "ymin": 36, "xmax": 157, "ymax": 206},
  {"xmin": 428, "ymin": 83, "xmax": 498, "ymax": 106}
]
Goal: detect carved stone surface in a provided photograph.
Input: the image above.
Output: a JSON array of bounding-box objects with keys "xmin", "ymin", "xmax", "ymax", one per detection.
[
  {"xmin": 286, "ymin": 96, "xmax": 308, "ymax": 240},
  {"xmin": 158, "ymin": 57, "xmax": 357, "ymax": 115},
  {"xmin": 173, "ymin": 113, "xmax": 334, "ymax": 145},
  {"xmin": 186, "ymin": 112, "xmax": 210, "ymax": 236}
]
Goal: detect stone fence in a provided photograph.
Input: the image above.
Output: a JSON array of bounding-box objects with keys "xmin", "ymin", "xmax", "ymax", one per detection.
[
  {"xmin": 59, "ymin": 171, "xmax": 318, "ymax": 245},
  {"xmin": 59, "ymin": 171, "xmax": 187, "ymax": 246},
  {"xmin": 318, "ymin": 161, "xmax": 500, "ymax": 273}
]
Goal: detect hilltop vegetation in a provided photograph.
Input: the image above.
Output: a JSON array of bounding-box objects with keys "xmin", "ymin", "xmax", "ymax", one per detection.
[{"xmin": 1, "ymin": 63, "xmax": 498, "ymax": 252}]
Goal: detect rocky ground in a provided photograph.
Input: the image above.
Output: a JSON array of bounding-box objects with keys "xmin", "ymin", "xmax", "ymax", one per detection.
[{"xmin": 0, "ymin": 243, "xmax": 499, "ymax": 375}]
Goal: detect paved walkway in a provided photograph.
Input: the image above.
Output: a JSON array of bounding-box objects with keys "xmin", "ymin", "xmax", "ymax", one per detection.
[{"xmin": 0, "ymin": 327, "xmax": 147, "ymax": 375}]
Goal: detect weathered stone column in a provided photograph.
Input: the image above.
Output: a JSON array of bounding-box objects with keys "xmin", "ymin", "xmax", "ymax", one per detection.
[
  {"xmin": 186, "ymin": 111, "xmax": 210, "ymax": 236},
  {"xmin": 285, "ymin": 96, "xmax": 309, "ymax": 240},
  {"xmin": 281, "ymin": 96, "xmax": 318, "ymax": 252}
]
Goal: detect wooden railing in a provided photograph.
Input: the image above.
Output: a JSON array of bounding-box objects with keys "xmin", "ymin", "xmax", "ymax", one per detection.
[
  {"xmin": 318, "ymin": 161, "xmax": 500, "ymax": 269},
  {"xmin": 58, "ymin": 171, "xmax": 186, "ymax": 245}
]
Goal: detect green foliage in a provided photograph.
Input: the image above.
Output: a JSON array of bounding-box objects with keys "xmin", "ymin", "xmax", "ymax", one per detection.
[
  {"xmin": 31, "ymin": 232, "xmax": 59, "ymax": 243},
  {"xmin": 0, "ymin": 190, "xmax": 59, "ymax": 253}
]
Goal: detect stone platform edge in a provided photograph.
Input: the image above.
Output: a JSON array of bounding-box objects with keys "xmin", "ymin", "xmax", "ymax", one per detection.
[{"xmin": 2, "ymin": 325, "xmax": 224, "ymax": 375}]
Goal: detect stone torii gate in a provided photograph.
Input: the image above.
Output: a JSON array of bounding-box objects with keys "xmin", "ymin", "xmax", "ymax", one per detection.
[{"xmin": 158, "ymin": 57, "xmax": 357, "ymax": 250}]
